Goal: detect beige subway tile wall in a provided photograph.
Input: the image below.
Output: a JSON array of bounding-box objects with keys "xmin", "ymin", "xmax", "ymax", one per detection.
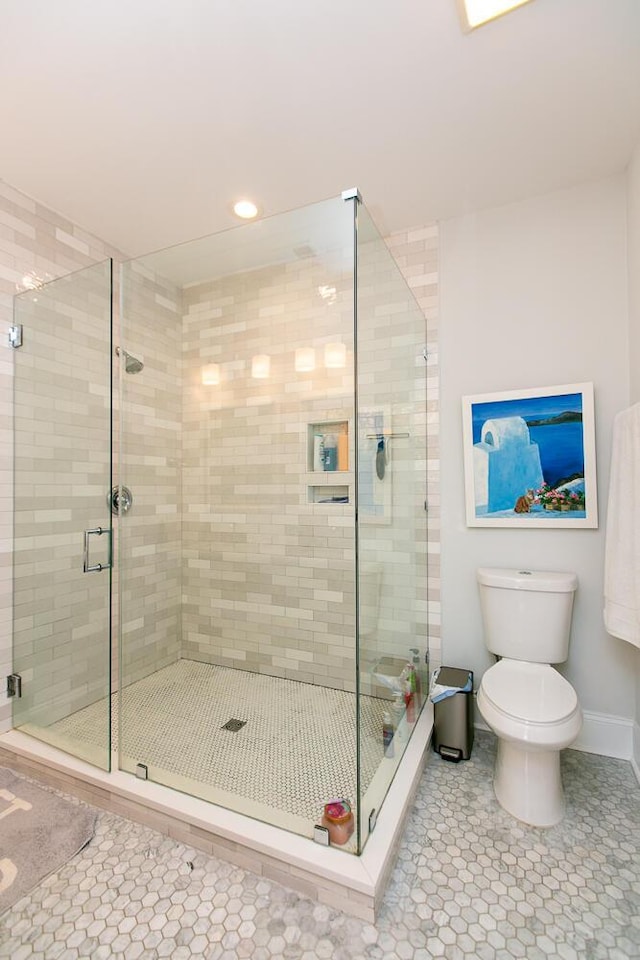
[
  {"xmin": 181, "ymin": 257, "xmax": 357, "ymax": 689},
  {"xmin": 356, "ymin": 219, "xmax": 431, "ymax": 691},
  {"xmin": 12, "ymin": 261, "xmax": 113, "ymax": 735},
  {"xmin": 385, "ymin": 224, "xmax": 440, "ymax": 675},
  {"xmin": 0, "ymin": 177, "xmax": 439, "ymax": 738},
  {"xmin": 119, "ymin": 261, "xmax": 183, "ymax": 693},
  {"xmin": 0, "ymin": 181, "xmax": 122, "ymax": 734}
]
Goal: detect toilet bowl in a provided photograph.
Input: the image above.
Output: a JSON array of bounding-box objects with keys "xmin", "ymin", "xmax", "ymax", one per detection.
[
  {"xmin": 476, "ymin": 567, "xmax": 582, "ymax": 828},
  {"xmin": 477, "ymin": 659, "xmax": 582, "ymax": 827}
]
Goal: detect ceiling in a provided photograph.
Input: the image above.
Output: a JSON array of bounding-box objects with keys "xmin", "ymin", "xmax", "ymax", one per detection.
[{"xmin": 1, "ymin": 0, "xmax": 639, "ymax": 258}]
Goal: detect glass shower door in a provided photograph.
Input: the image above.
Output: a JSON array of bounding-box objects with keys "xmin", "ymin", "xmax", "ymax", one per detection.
[
  {"xmin": 12, "ymin": 260, "xmax": 113, "ymax": 770},
  {"xmin": 355, "ymin": 201, "xmax": 429, "ymax": 851}
]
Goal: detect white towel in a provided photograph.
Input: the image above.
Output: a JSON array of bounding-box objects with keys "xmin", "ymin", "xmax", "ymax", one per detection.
[{"xmin": 603, "ymin": 403, "xmax": 640, "ymax": 648}]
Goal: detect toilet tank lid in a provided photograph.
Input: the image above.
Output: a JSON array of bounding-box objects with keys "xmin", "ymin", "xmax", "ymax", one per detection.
[{"xmin": 477, "ymin": 568, "xmax": 577, "ymax": 593}]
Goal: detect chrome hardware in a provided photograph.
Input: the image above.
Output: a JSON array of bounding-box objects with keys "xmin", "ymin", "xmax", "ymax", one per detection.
[
  {"xmin": 368, "ymin": 808, "xmax": 378, "ymax": 833},
  {"xmin": 422, "ymin": 347, "xmax": 429, "ymax": 361},
  {"xmin": 83, "ymin": 527, "xmax": 112, "ymax": 573},
  {"xmin": 6, "ymin": 674, "xmax": 22, "ymax": 698},
  {"xmin": 341, "ymin": 186, "xmax": 361, "ymax": 203},
  {"xmin": 108, "ymin": 485, "xmax": 133, "ymax": 516},
  {"xmin": 135, "ymin": 763, "xmax": 148, "ymax": 780},
  {"xmin": 313, "ymin": 824, "xmax": 330, "ymax": 846},
  {"xmin": 115, "ymin": 346, "xmax": 144, "ymax": 374},
  {"xmin": 9, "ymin": 325, "xmax": 23, "ymax": 348}
]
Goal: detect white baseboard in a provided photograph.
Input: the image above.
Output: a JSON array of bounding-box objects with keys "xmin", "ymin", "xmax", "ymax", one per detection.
[
  {"xmin": 471, "ymin": 693, "xmax": 633, "ymax": 761},
  {"xmin": 632, "ymin": 720, "xmax": 640, "ymax": 785},
  {"xmin": 573, "ymin": 710, "xmax": 633, "ymax": 760}
]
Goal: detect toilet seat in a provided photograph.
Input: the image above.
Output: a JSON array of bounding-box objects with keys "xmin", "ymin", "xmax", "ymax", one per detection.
[{"xmin": 480, "ymin": 659, "xmax": 578, "ymax": 725}]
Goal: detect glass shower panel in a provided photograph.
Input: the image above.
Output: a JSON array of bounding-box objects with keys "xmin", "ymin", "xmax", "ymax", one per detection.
[
  {"xmin": 12, "ymin": 260, "xmax": 113, "ymax": 770},
  {"xmin": 355, "ymin": 203, "xmax": 428, "ymax": 850},
  {"xmin": 119, "ymin": 197, "xmax": 360, "ymax": 843}
]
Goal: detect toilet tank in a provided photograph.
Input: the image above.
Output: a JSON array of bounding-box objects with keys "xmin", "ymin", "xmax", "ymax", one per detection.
[{"xmin": 477, "ymin": 568, "xmax": 577, "ymax": 663}]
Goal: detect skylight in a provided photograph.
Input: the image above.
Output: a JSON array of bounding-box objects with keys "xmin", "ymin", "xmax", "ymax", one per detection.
[{"xmin": 459, "ymin": 0, "xmax": 533, "ymax": 31}]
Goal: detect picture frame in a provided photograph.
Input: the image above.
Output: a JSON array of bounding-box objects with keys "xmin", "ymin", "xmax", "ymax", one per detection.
[{"xmin": 461, "ymin": 382, "xmax": 598, "ymax": 528}]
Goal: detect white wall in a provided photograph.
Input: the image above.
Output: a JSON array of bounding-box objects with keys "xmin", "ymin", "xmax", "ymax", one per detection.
[
  {"xmin": 628, "ymin": 144, "xmax": 640, "ymax": 408},
  {"xmin": 627, "ymin": 142, "xmax": 640, "ymax": 774},
  {"xmin": 440, "ymin": 176, "xmax": 637, "ymax": 746}
]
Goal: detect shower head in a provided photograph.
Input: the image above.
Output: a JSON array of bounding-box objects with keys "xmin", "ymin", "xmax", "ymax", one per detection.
[{"xmin": 116, "ymin": 346, "xmax": 144, "ymax": 374}]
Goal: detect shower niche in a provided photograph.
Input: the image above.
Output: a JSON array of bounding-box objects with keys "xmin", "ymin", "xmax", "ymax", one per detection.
[
  {"xmin": 8, "ymin": 189, "xmax": 430, "ymax": 918},
  {"xmin": 306, "ymin": 419, "xmax": 351, "ymax": 503}
]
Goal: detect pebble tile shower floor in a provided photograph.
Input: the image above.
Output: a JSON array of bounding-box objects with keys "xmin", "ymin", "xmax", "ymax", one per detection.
[
  {"xmin": 1, "ymin": 730, "xmax": 639, "ymax": 960},
  {"xmin": 45, "ymin": 659, "xmax": 389, "ymax": 824}
]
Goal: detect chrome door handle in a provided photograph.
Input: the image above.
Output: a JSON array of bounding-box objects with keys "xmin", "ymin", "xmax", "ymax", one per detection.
[{"xmin": 83, "ymin": 527, "xmax": 112, "ymax": 573}]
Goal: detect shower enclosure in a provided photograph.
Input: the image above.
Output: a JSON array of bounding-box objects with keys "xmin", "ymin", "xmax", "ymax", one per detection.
[{"xmin": 11, "ymin": 191, "xmax": 428, "ymax": 857}]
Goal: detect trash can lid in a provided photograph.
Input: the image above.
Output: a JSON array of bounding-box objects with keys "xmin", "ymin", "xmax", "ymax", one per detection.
[{"xmin": 437, "ymin": 666, "xmax": 472, "ymax": 689}]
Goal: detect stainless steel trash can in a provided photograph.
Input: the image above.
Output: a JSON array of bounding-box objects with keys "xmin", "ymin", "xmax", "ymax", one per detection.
[{"xmin": 432, "ymin": 666, "xmax": 474, "ymax": 761}]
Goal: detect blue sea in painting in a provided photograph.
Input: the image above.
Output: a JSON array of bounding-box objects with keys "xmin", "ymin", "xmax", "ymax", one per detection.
[{"xmin": 527, "ymin": 421, "xmax": 584, "ymax": 487}]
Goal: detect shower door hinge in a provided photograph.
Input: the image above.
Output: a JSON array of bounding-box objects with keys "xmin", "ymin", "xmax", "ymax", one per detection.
[
  {"xmin": 6, "ymin": 674, "xmax": 22, "ymax": 698},
  {"xmin": 9, "ymin": 325, "xmax": 22, "ymax": 348},
  {"xmin": 313, "ymin": 824, "xmax": 330, "ymax": 846}
]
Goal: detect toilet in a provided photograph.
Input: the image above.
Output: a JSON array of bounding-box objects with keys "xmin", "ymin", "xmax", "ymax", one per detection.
[{"xmin": 476, "ymin": 567, "xmax": 582, "ymax": 827}]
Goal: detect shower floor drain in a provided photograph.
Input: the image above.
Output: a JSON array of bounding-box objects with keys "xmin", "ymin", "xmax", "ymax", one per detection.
[{"xmin": 221, "ymin": 718, "xmax": 247, "ymax": 732}]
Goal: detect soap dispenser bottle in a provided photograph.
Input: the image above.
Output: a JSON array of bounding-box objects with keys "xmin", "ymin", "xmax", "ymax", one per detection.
[{"xmin": 409, "ymin": 648, "xmax": 422, "ymax": 709}]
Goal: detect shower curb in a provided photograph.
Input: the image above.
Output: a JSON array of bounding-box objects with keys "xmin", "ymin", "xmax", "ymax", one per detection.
[{"xmin": 0, "ymin": 705, "xmax": 432, "ymax": 922}]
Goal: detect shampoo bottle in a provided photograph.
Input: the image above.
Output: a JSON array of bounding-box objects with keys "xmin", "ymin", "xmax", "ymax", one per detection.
[
  {"xmin": 383, "ymin": 712, "xmax": 395, "ymax": 758},
  {"xmin": 323, "ymin": 434, "xmax": 338, "ymax": 471}
]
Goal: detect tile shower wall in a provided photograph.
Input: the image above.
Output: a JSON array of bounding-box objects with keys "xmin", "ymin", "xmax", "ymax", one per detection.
[
  {"xmin": 12, "ymin": 262, "xmax": 113, "ymax": 731},
  {"xmin": 0, "ymin": 176, "xmax": 440, "ymax": 732},
  {"xmin": 385, "ymin": 224, "xmax": 440, "ymax": 676},
  {"xmin": 180, "ymin": 259, "xmax": 358, "ymax": 689},
  {"xmin": 356, "ymin": 216, "xmax": 433, "ymax": 693},
  {"xmin": 0, "ymin": 181, "xmax": 122, "ymax": 734},
  {"xmin": 119, "ymin": 262, "xmax": 182, "ymax": 689},
  {"xmin": 0, "ymin": 181, "xmax": 183, "ymax": 735},
  {"xmin": 179, "ymin": 224, "xmax": 439, "ymax": 693}
]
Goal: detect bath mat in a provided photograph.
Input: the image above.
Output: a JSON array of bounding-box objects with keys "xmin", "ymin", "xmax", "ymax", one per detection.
[{"xmin": 0, "ymin": 767, "xmax": 96, "ymax": 915}]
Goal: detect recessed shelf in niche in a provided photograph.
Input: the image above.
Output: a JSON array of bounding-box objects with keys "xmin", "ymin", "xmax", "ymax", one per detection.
[
  {"xmin": 307, "ymin": 420, "xmax": 349, "ymax": 472},
  {"xmin": 308, "ymin": 485, "xmax": 350, "ymax": 504}
]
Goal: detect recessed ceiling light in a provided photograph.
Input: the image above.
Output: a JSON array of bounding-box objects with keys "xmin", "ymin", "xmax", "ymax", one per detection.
[
  {"xmin": 233, "ymin": 199, "xmax": 259, "ymax": 220},
  {"xmin": 458, "ymin": 0, "xmax": 533, "ymax": 31}
]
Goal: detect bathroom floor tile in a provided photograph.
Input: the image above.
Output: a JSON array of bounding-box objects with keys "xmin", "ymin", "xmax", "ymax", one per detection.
[{"xmin": 1, "ymin": 730, "xmax": 639, "ymax": 960}]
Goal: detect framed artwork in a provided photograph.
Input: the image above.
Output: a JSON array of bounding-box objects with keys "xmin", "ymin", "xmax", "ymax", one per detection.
[{"xmin": 461, "ymin": 382, "xmax": 597, "ymax": 528}]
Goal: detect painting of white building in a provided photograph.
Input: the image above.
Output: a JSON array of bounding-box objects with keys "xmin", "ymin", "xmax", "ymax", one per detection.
[{"xmin": 462, "ymin": 383, "xmax": 598, "ymax": 528}]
